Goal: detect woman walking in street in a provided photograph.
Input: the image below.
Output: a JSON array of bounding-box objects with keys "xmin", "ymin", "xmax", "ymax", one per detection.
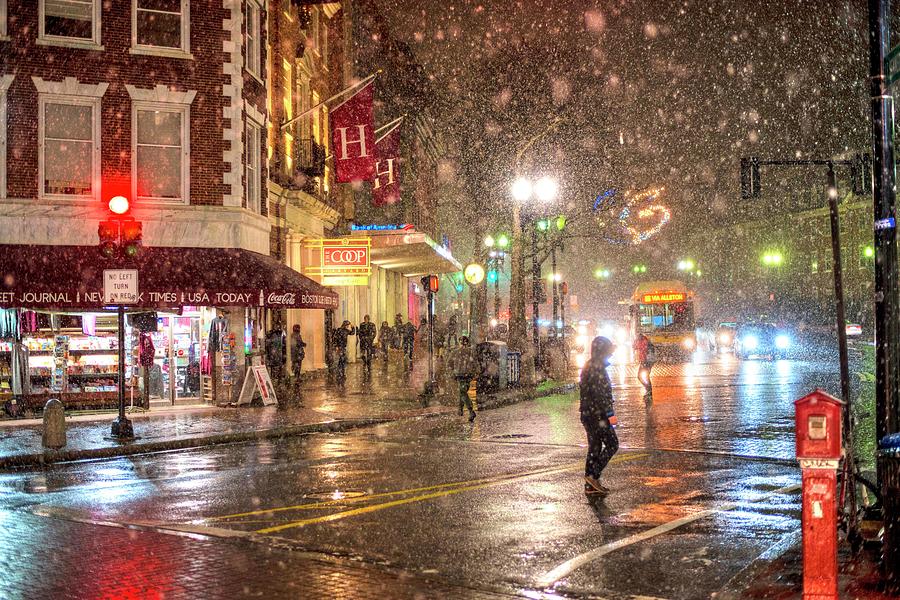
[{"xmin": 580, "ymin": 336, "xmax": 619, "ymax": 496}]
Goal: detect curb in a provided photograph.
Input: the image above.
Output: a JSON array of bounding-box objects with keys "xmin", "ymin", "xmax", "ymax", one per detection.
[
  {"xmin": 0, "ymin": 418, "xmax": 385, "ymax": 470},
  {"xmin": 0, "ymin": 382, "xmax": 576, "ymax": 470}
]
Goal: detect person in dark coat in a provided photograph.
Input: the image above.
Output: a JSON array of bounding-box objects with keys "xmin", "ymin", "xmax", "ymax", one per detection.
[
  {"xmin": 378, "ymin": 320, "xmax": 393, "ymax": 361},
  {"xmin": 358, "ymin": 315, "xmax": 377, "ymax": 369},
  {"xmin": 290, "ymin": 324, "xmax": 306, "ymax": 377},
  {"xmin": 332, "ymin": 320, "xmax": 356, "ymax": 383},
  {"xmin": 402, "ymin": 319, "xmax": 417, "ymax": 362},
  {"xmin": 448, "ymin": 335, "xmax": 478, "ymax": 421},
  {"xmin": 580, "ymin": 336, "xmax": 619, "ymax": 496}
]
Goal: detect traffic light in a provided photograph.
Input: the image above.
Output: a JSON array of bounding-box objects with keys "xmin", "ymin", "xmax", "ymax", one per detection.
[
  {"xmin": 536, "ymin": 219, "xmax": 550, "ymax": 232},
  {"xmin": 740, "ymin": 157, "xmax": 761, "ymax": 199},
  {"xmin": 850, "ymin": 154, "xmax": 871, "ymax": 196},
  {"xmin": 487, "ymin": 270, "xmax": 498, "ymax": 283},
  {"xmin": 555, "ymin": 215, "xmax": 567, "ymax": 231},
  {"xmin": 632, "ymin": 264, "xmax": 647, "ymax": 274},
  {"xmin": 98, "ymin": 220, "xmax": 120, "ymax": 258},
  {"xmin": 121, "ymin": 220, "xmax": 143, "ymax": 257},
  {"xmin": 98, "ymin": 195, "xmax": 141, "ymax": 259},
  {"xmin": 496, "ymin": 233, "xmax": 510, "ymax": 248},
  {"xmin": 421, "ymin": 275, "xmax": 439, "ymax": 293}
]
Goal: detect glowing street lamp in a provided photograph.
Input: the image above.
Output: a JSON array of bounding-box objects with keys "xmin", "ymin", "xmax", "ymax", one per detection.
[
  {"xmin": 761, "ymin": 251, "xmax": 784, "ymax": 266},
  {"xmin": 511, "ymin": 178, "xmax": 533, "ymax": 203},
  {"xmin": 594, "ymin": 268, "xmax": 611, "ymax": 280},
  {"xmin": 484, "ymin": 235, "xmax": 495, "ymax": 248},
  {"xmin": 534, "ymin": 176, "xmax": 559, "ymax": 203}
]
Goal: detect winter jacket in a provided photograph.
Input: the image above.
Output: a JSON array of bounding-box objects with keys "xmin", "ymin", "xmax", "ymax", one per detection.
[
  {"xmin": 358, "ymin": 322, "xmax": 377, "ymax": 346},
  {"xmin": 332, "ymin": 326, "xmax": 356, "ymax": 350},
  {"xmin": 449, "ymin": 346, "xmax": 478, "ymax": 378},
  {"xmin": 290, "ymin": 332, "xmax": 306, "ymax": 361},
  {"xmin": 579, "ymin": 357, "xmax": 614, "ymax": 418}
]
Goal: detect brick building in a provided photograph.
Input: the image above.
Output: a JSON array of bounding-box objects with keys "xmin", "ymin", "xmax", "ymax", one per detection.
[
  {"xmin": 686, "ymin": 187, "xmax": 874, "ymax": 331},
  {"xmin": 0, "ymin": 1, "xmax": 338, "ymax": 410}
]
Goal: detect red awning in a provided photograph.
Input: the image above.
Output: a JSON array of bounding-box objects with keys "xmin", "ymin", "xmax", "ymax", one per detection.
[{"xmin": 0, "ymin": 245, "xmax": 339, "ymax": 310}]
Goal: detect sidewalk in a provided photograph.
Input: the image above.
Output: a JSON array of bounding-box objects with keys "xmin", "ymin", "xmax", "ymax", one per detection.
[
  {"xmin": 723, "ymin": 536, "xmax": 897, "ymax": 599},
  {"xmin": 0, "ymin": 356, "xmax": 574, "ymax": 468}
]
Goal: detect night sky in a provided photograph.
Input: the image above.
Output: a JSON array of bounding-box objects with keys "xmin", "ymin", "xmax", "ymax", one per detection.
[{"xmin": 367, "ymin": 0, "xmax": 874, "ymax": 313}]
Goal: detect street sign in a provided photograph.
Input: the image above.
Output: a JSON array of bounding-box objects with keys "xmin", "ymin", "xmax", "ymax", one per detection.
[{"xmin": 103, "ymin": 269, "xmax": 139, "ymax": 304}]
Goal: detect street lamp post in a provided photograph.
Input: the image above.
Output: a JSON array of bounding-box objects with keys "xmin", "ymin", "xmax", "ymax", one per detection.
[
  {"xmin": 551, "ymin": 247, "xmax": 559, "ymax": 334},
  {"xmin": 511, "ymin": 176, "xmax": 558, "ymax": 374}
]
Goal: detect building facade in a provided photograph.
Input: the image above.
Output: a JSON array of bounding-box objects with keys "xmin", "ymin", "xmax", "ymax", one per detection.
[
  {"xmin": 0, "ymin": 1, "xmax": 340, "ymax": 410},
  {"xmin": 688, "ymin": 188, "xmax": 874, "ymax": 330}
]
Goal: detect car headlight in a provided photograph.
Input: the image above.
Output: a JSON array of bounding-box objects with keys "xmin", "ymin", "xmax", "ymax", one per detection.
[
  {"xmin": 743, "ymin": 335, "xmax": 759, "ymax": 350},
  {"xmin": 718, "ymin": 332, "xmax": 731, "ymax": 345},
  {"xmin": 775, "ymin": 334, "xmax": 791, "ymax": 350},
  {"xmin": 682, "ymin": 337, "xmax": 696, "ymax": 350}
]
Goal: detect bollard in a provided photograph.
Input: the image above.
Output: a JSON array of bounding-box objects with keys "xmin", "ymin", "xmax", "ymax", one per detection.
[
  {"xmin": 42, "ymin": 398, "xmax": 66, "ymax": 450},
  {"xmin": 794, "ymin": 390, "xmax": 843, "ymax": 600}
]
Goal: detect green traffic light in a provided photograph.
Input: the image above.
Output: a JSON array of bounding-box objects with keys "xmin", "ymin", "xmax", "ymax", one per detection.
[
  {"xmin": 555, "ymin": 215, "xmax": 566, "ymax": 231},
  {"xmin": 863, "ymin": 245, "xmax": 874, "ymax": 258},
  {"xmin": 537, "ymin": 219, "xmax": 550, "ymax": 232},
  {"xmin": 496, "ymin": 233, "xmax": 510, "ymax": 248}
]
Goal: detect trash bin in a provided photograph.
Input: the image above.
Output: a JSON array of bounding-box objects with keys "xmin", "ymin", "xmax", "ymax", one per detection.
[
  {"xmin": 880, "ymin": 433, "xmax": 900, "ymax": 585},
  {"xmin": 476, "ymin": 341, "xmax": 508, "ymax": 393},
  {"xmin": 507, "ymin": 351, "xmax": 521, "ymax": 387}
]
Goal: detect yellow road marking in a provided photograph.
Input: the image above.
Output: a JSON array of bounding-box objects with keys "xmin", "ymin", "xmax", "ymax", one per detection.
[
  {"xmin": 207, "ymin": 461, "xmax": 584, "ymax": 522},
  {"xmin": 255, "ymin": 453, "xmax": 648, "ymax": 535}
]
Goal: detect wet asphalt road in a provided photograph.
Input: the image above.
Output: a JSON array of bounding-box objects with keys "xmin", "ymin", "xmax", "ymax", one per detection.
[{"xmin": 0, "ymin": 352, "xmax": 848, "ymax": 599}]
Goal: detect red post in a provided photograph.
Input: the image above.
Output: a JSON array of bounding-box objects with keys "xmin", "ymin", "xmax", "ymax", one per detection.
[{"xmin": 795, "ymin": 390, "xmax": 843, "ymax": 600}]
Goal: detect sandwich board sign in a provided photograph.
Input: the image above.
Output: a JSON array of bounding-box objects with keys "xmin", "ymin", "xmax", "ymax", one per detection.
[{"xmin": 237, "ymin": 365, "xmax": 278, "ymax": 406}]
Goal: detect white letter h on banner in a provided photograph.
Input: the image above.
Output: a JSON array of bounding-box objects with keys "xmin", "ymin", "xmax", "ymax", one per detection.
[
  {"xmin": 373, "ymin": 159, "xmax": 395, "ymax": 189},
  {"xmin": 337, "ymin": 125, "xmax": 369, "ymax": 159}
]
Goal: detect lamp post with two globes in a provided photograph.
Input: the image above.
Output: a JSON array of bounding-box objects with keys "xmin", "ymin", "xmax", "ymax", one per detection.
[{"xmin": 510, "ymin": 176, "xmax": 558, "ymax": 372}]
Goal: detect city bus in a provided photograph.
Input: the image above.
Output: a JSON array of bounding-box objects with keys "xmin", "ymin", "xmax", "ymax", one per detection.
[{"xmin": 628, "ymin": 280, "xmax": 697, "ymax": 360}]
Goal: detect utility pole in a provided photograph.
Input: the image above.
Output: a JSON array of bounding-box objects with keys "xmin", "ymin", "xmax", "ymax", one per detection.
[
  {"xmin": 532, "ymin": 225, "xmax": 541, "ymax": 371},
  {"xmin": 551, "ymin": 246, "xmax": 559, "ymax": 333},
  {"xmin": 869, "ymin": 0, "xmax": 900, "ymax": 459}
]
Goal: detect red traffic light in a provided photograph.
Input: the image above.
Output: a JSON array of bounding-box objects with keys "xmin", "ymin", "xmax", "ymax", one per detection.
[
  {"xmin": 420, "ymin": 275, "xmax": 439, "ymax": 293},
  {"xmin": 98, "ymin": 220, "xmax": 120, "ymax": 258},
  {"xmin": 109, "ymin": 195, "xmax": 130, "ymax": 215},
  {"xmin": 121, "ymin": 220, "xmax": 143, "ymax": 257}
]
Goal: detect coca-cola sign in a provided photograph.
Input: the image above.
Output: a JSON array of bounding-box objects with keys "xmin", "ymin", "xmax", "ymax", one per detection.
[{"xmin": 267, "ymin": 292, "xmax": 297, "ymax": 305}]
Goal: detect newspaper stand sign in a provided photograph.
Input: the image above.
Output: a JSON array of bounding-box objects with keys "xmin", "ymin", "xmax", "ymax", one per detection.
[
  {"xmin": 103, "ymin": 269, "xmax": 139, "ymax": 304},
  {"xmin": 237, "ymin": 365, "xmax": 278, "ymax": 406}
]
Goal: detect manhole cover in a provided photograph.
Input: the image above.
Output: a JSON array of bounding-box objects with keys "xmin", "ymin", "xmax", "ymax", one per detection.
[{"xmin": 492, "ymin": 433, "xmax": 532, "ymax": 439}]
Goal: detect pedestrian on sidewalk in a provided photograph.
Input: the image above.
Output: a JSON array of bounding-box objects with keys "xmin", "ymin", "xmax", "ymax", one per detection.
[
  {"xmin": 392, "ymin": 314, "xmax": 404, "ymax": 349},
  {"xmin": 580, "ymin": 336, "xmax": 619, "ymax": 497},
  {"xmin": 378, "ymin": 320, "xmax": 393, "ymax": 361},
  {"xmin": 358, "ymin": 315, "xmax": 376, "ymax": 371},
  {"xmin": 332, "ymin": 320, "xmax": 356, "ymax": 384},
  {"xmin": 449, "ymin": 335, "xmax": 477, "ymax": 422},
  {"xmin": 447, "ymin": 313, "xmax": 459, "ymax": 349},
  {"xmin": 290, "ymin": 325, "xmax": 306, "ymax": 378},
  {"xmin": 402, "ymin": 319, "xmax": 417, "ymax": 364},
  {"xmin": 633, "ymin": 332, "xmax": 656, "ymax": 403}
]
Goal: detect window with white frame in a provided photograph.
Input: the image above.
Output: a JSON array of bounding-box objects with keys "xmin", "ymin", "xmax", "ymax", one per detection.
[
  {"xmin": 246, "ymin": 119, "xmax": 262, "ymax": 213},
  {"xmin": 245, "ymin": 1, "xmax": 261, "ymax": 77},
  {"xmin": 40, "ymin": 0, "xmax": 101, "ymax": 44},
  {"xmin": 133, "ymin": 0, "xmax": 189, "ymax": 52},
  {"xmin": 40, "ymin": 96, "xmax": 100, "ymax": 198},
  {"xmin": 134, "ymin": 104, "xmax": 189, "ymax": 202}
]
